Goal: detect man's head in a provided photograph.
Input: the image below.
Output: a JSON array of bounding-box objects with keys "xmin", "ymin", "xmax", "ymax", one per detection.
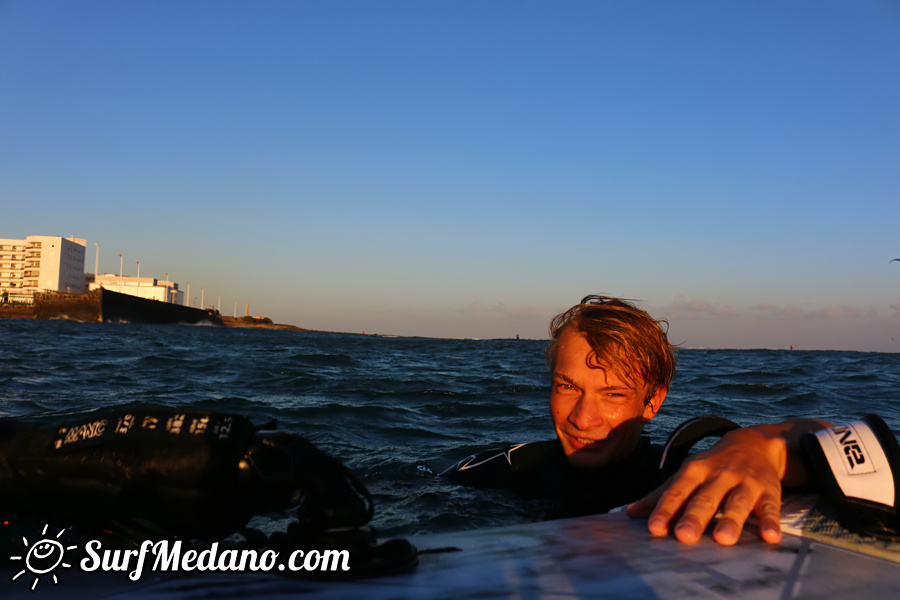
[{"xmin": 547, "ymin": 295, "xmax": 676, "ymax": 468}]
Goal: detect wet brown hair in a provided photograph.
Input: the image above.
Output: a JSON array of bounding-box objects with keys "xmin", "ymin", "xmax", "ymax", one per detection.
[{"xmin": 546, "ymin": 295, "xmax": 676, "ymax": 401}]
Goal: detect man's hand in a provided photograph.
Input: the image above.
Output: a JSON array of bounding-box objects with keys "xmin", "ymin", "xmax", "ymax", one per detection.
[{"xmin": 626, "ymin": 419, "xmax": 830, "ymax": 545}]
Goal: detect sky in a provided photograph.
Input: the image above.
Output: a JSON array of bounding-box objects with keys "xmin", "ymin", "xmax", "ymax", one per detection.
[{"xmin": 2, "ymin": 1, "xmax": 899, "ymax": 351}]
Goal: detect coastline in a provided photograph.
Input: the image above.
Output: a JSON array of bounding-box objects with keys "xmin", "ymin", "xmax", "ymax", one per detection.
[
  {"xmin": 0, "ymin": 305, "xmax": 33, "ymax": 319},
  {"xmin": 1, "ymin": 302, "xmax": 501, "ymax": 339},
  {"xmin": 0, "ymin": 304, "xmax": 306, "ymax": 331},
  {"xmin": 218, "ymin": 315, "xmax": 308, "ymax": 331}
]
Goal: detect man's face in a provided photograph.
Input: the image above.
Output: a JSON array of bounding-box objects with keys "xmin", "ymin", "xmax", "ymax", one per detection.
[{"xmin": 550, "ymin": 329, "xmax": 665, "ymax": 468}]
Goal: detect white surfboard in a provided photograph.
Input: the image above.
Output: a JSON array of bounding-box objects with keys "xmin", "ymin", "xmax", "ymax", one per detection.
[{"xmin": 6, "ymin": 495, "xmax": 900, "ymax": 598}]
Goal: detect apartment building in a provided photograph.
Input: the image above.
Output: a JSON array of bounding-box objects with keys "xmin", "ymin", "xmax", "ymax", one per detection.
[{"xmin": 0, "ymin": 235, "xmax": 87, "ymax": 303}]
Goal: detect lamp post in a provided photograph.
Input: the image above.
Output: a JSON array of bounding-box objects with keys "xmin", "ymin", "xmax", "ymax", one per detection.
[
  {"xmin": 200, "ymin": 287, "xmax": 204, "ymax": 310},
  {"xmin": 164, "ymin": 273, "xmax": 169, "ymax": 303},
  {"xmin": 117, "ymin": 254, "xmax": 123, "ymax": 292},
  {"xmin": 185, "ymin": 282, "xmax": 190, "ymax": 307}
]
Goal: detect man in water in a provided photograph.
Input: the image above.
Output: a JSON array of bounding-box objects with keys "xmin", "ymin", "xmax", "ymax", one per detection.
[{"xmin": 444, "ymin": 295, "xmax": 829, "ymax": 545}]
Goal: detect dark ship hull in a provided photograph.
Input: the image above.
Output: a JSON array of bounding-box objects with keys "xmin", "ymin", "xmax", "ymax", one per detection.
[{"xmin": 34, "ymin": 288, "xmax": 222, "ymax": 325}]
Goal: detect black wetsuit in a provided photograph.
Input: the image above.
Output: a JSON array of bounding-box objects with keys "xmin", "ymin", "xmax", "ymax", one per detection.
[
  {"xmin": 441, "ymin": 437, "xmax": 663, "ymax": 518},
  {"xmin": 441, "ymin": 416, "xmax": 742, "ymax": 519}
]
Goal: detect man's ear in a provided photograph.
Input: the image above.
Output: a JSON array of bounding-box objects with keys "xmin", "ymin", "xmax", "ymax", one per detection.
[{"xmin": 642, "ymin": 387, "xmax": 666, "ymax": 422}]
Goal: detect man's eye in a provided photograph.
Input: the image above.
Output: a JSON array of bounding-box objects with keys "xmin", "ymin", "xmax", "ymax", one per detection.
[{"xmin": 605, "ymin": 392, "xmax": 631, "ymax": 402}]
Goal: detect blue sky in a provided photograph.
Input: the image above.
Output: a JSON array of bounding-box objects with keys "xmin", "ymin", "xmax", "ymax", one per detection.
[{"xmin": 2, "ymin": 1, "xmax": 899, "ymax": 350}]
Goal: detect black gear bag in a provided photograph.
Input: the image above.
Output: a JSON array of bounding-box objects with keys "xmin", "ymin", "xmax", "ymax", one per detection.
[{"xmin": 0, "ymin": 406, "xmax": 418, "ymax": 577}]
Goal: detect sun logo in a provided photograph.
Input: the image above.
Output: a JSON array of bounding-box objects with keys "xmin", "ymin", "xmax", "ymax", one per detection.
[{"xmin": 10, "ymin": 524, "xmax": 78, "ymax": 591}]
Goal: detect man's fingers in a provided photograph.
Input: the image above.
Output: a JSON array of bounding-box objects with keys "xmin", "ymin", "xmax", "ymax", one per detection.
[
  {"xmin": 643, "ymin": 474, "xmax": 706, "ymax": 538},
  {"xmin": 710, "ymin": 484, "xmax": 757, "ymax": 545},
  {"xmin": 630, "ymin": 464, "xmax": 725, "ymax": 540},
  {"xmin": 627, "ymin": 423, "xmax": 802, "ymax": 546},
  {"xmin": 671, "ymin": 489, "xmax": 726, "ymax": 544},
  {"xmin": 668, "ymin": 471, "xmax": 747, "ymax": 544},
  {"xmin": 754, "ymin": 492, "xmax": 783, "ymax": 544},
  {"xmin": 709, "ymin": 485, "xmax": 783, "ymax": 546}
]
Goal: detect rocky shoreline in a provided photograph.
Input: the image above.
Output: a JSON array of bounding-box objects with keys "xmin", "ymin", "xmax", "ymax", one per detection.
[
  {"xmin": 218, "ymin": 315, "xmax": 308, "ymax": 331},
  {"xmin": 0, "ymin": 305, "xmax": 33, "ymax": 319},
  {"xmin": 0, "ymin": 304, "xmax": 306, "ymax": 331}
]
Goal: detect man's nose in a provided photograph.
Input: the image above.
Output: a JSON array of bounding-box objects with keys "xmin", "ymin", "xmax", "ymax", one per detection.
[{"xmin": 568, "ymin": 396, "xmax": 603, "ymax": 430}]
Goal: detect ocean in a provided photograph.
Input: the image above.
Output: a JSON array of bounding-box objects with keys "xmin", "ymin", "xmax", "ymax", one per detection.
[{"xmin": 2, "ymin": 318, "xmax": 899, "ymax": 540}]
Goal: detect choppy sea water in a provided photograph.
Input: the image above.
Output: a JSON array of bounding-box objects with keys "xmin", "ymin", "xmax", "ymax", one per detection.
[{"xmin": 1, "ymin": 319, "xmax": 899, "ymax": 539}]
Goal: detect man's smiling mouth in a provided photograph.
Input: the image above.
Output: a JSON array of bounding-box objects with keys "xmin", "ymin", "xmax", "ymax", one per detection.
[{"xmin": 569, "ymin": 435, "xmax": 607, "ymax": 449}]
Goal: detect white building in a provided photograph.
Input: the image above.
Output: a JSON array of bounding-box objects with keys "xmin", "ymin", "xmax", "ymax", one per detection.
[
  {"xmin": 0, "ymin": 235, "xmax": 87, "ymax": 303},
  {"xmin": 90, "ymin": 274, "xmax": 183, "ymax": 305}
]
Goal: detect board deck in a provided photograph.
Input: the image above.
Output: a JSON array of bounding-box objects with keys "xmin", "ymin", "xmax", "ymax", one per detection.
[
  {"xmin": 780, "ymin": 494, "xmax": 900, "ymax": 564},
  {"xmin": 6, "ymin": 496, "xmax": 900, "ymax": 599}
]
